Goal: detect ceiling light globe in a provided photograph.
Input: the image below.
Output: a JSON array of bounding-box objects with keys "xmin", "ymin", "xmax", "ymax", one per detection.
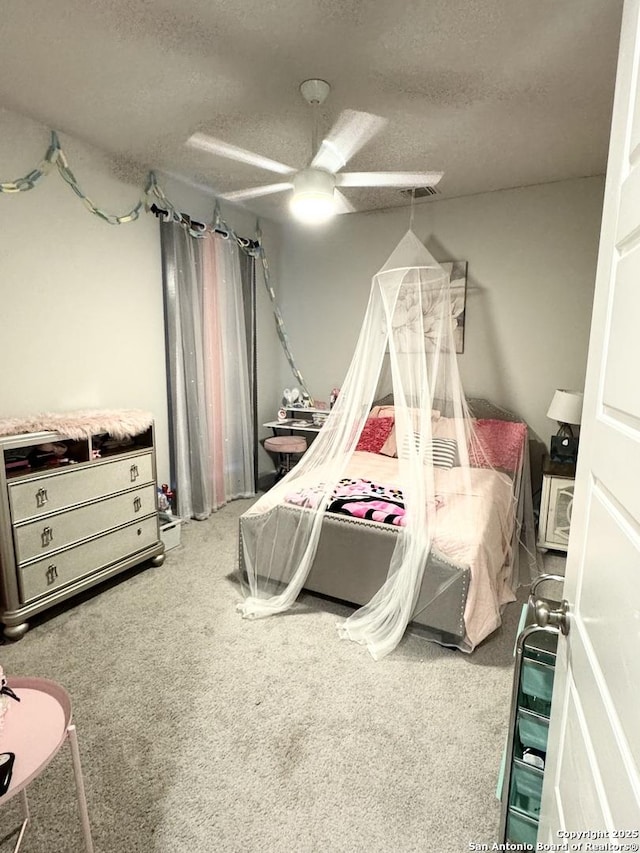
[
  {"xmin": 290, "ymin": 168, "xmax": 337, "ymax": 225},
  {"xmin": 290, "ymin": 191, "xmax": 336, "ymax": 224}
]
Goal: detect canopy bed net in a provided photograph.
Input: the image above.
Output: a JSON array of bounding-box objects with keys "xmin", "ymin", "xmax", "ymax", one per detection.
[{"xmin": 238, "ymin": 231, "xmax": 540, "ymax": 659}]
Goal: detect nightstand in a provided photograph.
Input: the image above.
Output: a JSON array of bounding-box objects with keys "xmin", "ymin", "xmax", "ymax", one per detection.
[{"xmin": 537, "ymin": 457, "xmax": 576, "ymax": 552}]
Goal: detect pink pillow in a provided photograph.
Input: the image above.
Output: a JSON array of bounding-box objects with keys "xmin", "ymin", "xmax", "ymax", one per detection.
[
  {"xmin": 356, "ymin": 417, "xmax": 395, "ymax": 454},
  {"xmin": 469, "ymin": 419, "xmax": 527, "ymax": 472}
]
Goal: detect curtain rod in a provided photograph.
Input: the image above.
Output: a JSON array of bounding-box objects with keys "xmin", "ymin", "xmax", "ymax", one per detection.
[{"xmin": 149, "ymin": 203, "xmax": 259, "ymax": 252}]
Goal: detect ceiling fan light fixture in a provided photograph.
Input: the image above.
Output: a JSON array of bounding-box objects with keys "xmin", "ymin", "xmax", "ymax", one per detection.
[
  {"xmin": 187, "ymin": 78, "xmax": 442, "ymax": 220},
  {"xmin": 289, "ymin": 168, "xmax": 337, "ymax": 224},
  {"xmin": 299, "ymin": 78, "xmax": 331, "ymax": 106}
]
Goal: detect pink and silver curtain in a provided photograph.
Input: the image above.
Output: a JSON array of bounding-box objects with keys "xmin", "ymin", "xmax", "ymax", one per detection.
[{"xmin": 161, "ymin": 222, "xmax": 255, "ymax": 519}]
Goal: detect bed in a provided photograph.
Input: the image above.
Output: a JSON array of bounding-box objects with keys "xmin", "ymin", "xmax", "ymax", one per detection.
[{"xmin": 239, "ymin": 399, "xmax": 539, "ymax": 652}]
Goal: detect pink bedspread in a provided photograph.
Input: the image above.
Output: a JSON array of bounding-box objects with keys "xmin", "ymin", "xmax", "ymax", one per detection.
[
  {"xmin": 342, "ymin": 452, "xmax": 517, "ymax": 650},
  {"xmin": 279, "ymin": 444, "xmax": 519, "ymax": 650}
]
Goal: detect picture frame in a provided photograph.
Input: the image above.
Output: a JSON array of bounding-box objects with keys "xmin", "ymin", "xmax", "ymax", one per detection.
[{"xmin": 441, "ymin": 261, "xmax": 468, "ymax": 354}]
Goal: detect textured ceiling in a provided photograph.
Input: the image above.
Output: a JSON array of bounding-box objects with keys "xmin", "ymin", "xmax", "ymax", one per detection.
[{"xmin": 0, "ymin": 0, "xmax": 624, "ymax": 220}]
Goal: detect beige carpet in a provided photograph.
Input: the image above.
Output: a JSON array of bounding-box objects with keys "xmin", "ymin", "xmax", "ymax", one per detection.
[{"xmin": 0, "ymin": 499, "xmax": 558, "ymax": 853}]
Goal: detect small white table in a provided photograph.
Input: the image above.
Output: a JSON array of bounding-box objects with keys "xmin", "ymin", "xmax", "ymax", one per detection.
[
  {"xmin": 263, "ymin": 419, "xmax": 322, "ymax": 435},
  {"xmin": 0, "ymin": 677, "xmax": 94, "ymax": 852},
  {"xmin": 264, "ymin": 405, "xmax": 329, "ymax": 436}
]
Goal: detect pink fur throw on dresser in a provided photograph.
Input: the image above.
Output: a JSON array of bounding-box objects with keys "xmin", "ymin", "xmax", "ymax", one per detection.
[{"xmin": 0, "ymin": 409, "xmax": 154, "ymax": 440}]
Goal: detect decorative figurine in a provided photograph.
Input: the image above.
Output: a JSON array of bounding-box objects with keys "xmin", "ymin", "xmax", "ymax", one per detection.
[{"xmin": 282, "ymin": 388, "xmax": 300, "ymax": 406}]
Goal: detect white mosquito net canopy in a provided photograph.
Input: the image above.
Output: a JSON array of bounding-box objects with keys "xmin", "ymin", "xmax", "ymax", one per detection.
[{"xmin": 238, "ymin": 230, "xmax": 537, "ymax": 659}]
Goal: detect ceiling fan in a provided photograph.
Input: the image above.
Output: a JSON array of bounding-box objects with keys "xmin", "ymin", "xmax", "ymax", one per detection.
[{"xmin": 186, "ymin": 79, "xmax": 444, "ymax": 225}]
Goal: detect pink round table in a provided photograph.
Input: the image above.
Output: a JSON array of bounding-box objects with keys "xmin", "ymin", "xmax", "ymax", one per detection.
[{"xmin": 0, "ymin": 677, "xmax": 93, "ymax": 852}]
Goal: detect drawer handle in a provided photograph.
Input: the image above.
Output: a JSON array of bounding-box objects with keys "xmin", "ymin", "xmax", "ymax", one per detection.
[
  {"xmin": 41, "ymin": 526, "xmax": 54, "ymax": 547},
  {"xmin": 45, "ymin": 564, "xmax": 58, "ymax": 585},
  {"xmin": 133, "ymin": 496, "xmax": 142, "ymax": 513},
  {"xmin": 35, "ymin": 487, "xmax": 48, "ymax": 508},
  {"xmin": 130, "ymin": 464, "xmax": 139, "ymax": 482}
]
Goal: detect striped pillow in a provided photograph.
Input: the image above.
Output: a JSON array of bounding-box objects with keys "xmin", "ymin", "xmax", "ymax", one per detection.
[{"xmin": 399, "ymin": 434, "xmax": 459, "ymax": 468}]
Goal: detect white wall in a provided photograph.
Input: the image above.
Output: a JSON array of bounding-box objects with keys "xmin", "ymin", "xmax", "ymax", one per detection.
[
  {"xmin": 277, "ymin": 177, "xmax": 604, "ymax": 457},
  {"xmin": 0, "ymin": 109, "xmax": 171, "ymax": 479},
  {"xmin": 0, "ymin": 107, "xmax": 603, "ymax": 486},
  {"xmin": 0, "ymin": 109, "xmax": 286, "ymax": 484}
]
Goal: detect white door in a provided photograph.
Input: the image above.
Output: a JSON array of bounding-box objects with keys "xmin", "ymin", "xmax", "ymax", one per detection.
[{"xmin": 538, "ymin": 0, "xmax": 640, "ymax": 838}]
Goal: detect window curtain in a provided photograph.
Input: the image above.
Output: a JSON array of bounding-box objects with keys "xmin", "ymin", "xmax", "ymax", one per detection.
[
  {"xmin": 238, "ymin": 250, "xmax": 258, "ymax": 492},
  {"xmin": 161, "ymin": 221, "xmax": 255, "ymax": 519}
]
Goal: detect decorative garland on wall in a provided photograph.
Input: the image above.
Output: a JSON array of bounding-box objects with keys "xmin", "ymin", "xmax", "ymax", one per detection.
[
  {"xmin": 254, "ymin": 227, "xmax": 311, "ymax": 398},
  {"xmin": 0, "ymin": 131, "xmax": 149, "ymax": 224},
  {"xmin": 1, "ymin": 131, "xmax": 312, "ymax": 398}
]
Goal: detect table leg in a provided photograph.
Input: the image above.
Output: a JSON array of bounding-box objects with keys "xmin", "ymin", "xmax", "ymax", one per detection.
[
  {"xmin": 67, "ymin": 725, "xmax": 94, "ymax": 853},
  {"xmin": 12, "ymin": 789, "xmax": 29, "ymax": 853}
]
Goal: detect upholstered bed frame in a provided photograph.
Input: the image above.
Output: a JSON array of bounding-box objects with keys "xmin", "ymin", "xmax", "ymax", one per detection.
[
  {"xmin": 238, "ymin": 399, "xmax": 533, "ymax": 649},
  {"xmin": 239, "ymin": 504, "xmax": 470, "ymax": 643}
]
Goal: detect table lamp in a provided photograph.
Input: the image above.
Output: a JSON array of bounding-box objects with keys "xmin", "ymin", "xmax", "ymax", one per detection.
[
  {"xmin": 547, "ymin": 389, "xmax": 583, "ymax": 464},
  {"xmin": 547, "ymin": 390, "xmax": 583, "ymax": 437}
]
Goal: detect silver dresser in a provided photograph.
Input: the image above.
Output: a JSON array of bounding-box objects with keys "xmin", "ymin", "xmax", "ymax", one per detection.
[{"xmin": 0, "ymin": 423, "xmax": 165, "ymax": 638}]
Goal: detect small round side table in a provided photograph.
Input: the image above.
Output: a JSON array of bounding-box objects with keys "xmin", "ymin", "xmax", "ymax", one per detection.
[{"xmin": 0, "ymin": 677, "xmax": 94, "ymax": 853}]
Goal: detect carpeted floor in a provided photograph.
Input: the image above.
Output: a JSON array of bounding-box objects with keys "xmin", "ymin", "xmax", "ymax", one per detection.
[{"xmin": 0, "ymin": 500, "xmax": 563, "ymax": 853}]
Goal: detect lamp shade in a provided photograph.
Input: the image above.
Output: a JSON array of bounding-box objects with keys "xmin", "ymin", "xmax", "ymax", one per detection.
[{"xmin": 546, "ymin": 389, "xmax": 583, "ymax": 425}]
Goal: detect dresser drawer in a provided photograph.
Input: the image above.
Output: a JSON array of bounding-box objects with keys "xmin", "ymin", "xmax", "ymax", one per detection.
[
  {"xmin": 9, "ymin": 453, "xmax": 154, "ymax": 522},
  {"xmin": 14, "ymin": 484, "xmax": 157, "ymax": 564},
  {"xmin": 19, "ymin": 515, "xmax": 159, "ymax": 604}
]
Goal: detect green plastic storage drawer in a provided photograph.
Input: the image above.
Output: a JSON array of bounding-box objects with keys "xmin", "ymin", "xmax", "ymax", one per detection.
[
  {"xmin": 509, "ymin": 761, "xmax": 544, "ymax": 819},
  {"xmin": 506, "ymin": 808, "xmax": 539, "ymax": 846},
  {"xmin": 520, "ymin": 658, "xmax": 555, "ymax": 717},
  {"xmin": 517, "ymin": 708, "xmax": 550, "ymax": 754}
]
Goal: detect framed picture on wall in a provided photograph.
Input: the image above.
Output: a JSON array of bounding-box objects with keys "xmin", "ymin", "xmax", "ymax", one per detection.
[
  {"xmin": 441, "ymin": 261, "xmax": 468, "ymax": 354},
  {"xmin": 389, "ymin": 260, "xmax": 469, "ymax": 355}
]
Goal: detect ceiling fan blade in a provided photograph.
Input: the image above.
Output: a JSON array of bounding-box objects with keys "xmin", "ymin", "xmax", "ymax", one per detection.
[
  {"xmin": 186, "ymin": 133, "xmax": 297, "ymax": 176},
  {"xmin": 220, "ymin": 183, "xmax": 294, "ymax": 201},
  {"xmin": 333, "ymin": 190, "xmax": 356, "ymax": 215},
  {"xmin": 336, "ymin": 171, "xmax": 444, "ymax": 188},
  {"xmin": 311, "ymin": 110, "xmax": 387, "ymax": 173}
]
